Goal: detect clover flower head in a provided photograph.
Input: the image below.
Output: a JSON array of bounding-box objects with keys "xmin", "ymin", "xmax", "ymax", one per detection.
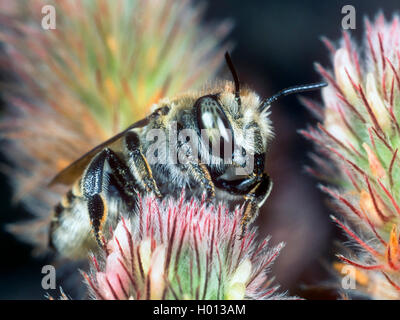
[
  {"xmin": 303, "ymin": 14, "xmax": 400, "ymax": 299},
  {"xmin": 82, "ymin": 193, "xmax": 290, "ymax": 300}
]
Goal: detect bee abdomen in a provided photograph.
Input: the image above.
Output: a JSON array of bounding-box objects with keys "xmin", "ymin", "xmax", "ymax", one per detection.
[
  {"xmin": 49, "ymin": 180, "xmax": 96, "ymax": 257},
  {"xmin": 60, "ymin": 189, "xmax": 77, "ymax": 208},
  {"xmin": 49, "ymin": 188, "xmax": 80, "ymax": 245},
  {"xmin": 51, "ymin": 187, "xmax": 80, "ymax": 220},
  {"xmin": 52, "ymin": 179, "xmax": 83, "ymax": 221}
]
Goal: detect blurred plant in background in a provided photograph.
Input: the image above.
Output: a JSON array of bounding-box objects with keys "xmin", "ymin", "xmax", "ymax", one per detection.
[
  {"xmin": 0, "ymin": 0, "xmax": 230, "ymax": 252},
  {"xmin": 302, "ymin": 14, "xmax": 400, "ymax": 299},
  {"xmin": 82, "ymin": 193, "xmax": 289, "ymax": 300}
]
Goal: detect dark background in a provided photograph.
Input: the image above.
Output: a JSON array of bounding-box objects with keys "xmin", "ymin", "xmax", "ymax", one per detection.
[{"xmin": 0, "ymin": 0, "xmax": 399, "ymax": 299}]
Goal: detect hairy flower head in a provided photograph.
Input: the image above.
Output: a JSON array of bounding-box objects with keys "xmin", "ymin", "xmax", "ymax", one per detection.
[
  {"xmin": 82, "ymin": 193, "xmax": 289, "ymax": 300},
  {"xmin": 303, "ymin": 14, "xmax": 400, "ymax": 299}
]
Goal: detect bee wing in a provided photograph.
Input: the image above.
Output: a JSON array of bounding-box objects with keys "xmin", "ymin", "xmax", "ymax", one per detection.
[{"xmin": 49, "ymin": 118, "xmax": 149, "ymax": 186}]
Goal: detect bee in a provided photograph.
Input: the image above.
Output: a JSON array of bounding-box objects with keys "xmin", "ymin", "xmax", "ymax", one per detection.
[{"xmin": 49, "ymin": 52, "xmax": 326, "ymax": 258}]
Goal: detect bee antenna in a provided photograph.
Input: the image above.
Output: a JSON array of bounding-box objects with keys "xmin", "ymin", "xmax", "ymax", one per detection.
[
  {"xmin": 224, "ymin": 52, "xmax": 241, "ymax": 107},
  {"xmin": 259, "ymin": 82, "xmax": 327, "ymax": 112}
]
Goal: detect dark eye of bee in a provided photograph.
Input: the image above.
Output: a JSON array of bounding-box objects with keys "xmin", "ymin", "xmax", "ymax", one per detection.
[{"xmin": 195, "ymin": 95, "xmax": 234, "ymax": 158}]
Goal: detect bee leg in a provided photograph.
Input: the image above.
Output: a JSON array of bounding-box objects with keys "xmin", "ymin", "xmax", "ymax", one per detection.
[
  {"xmin": 241, "ymin": 173, "xmax": 273, "ymax": 237},
  {"xmin": 82, "ymin": 148, "xmax": 138, "ymax": 247},
  {"xmin": 185, "ymin": 162, "xmax": 216, "ymax": 200},
  {"xmin": 124, "ymin": 131, "xmax": 161, "ymax": 197}
]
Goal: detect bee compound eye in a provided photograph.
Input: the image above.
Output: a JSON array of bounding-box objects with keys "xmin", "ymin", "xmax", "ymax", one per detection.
[{"xmin": 195, "ymin": 95, "xmax": 234, "ymax": 159}]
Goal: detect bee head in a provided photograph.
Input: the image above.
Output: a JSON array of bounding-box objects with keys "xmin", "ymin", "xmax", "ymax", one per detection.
[{"xmin": 194, "ymin": 52, "xmax": 327, "ymax": 160}]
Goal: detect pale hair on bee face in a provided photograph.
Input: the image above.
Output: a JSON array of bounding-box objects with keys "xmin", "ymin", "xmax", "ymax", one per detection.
[{"xmin": 216, "ymin": 81, "xmax": 273, "ymax": 155}]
